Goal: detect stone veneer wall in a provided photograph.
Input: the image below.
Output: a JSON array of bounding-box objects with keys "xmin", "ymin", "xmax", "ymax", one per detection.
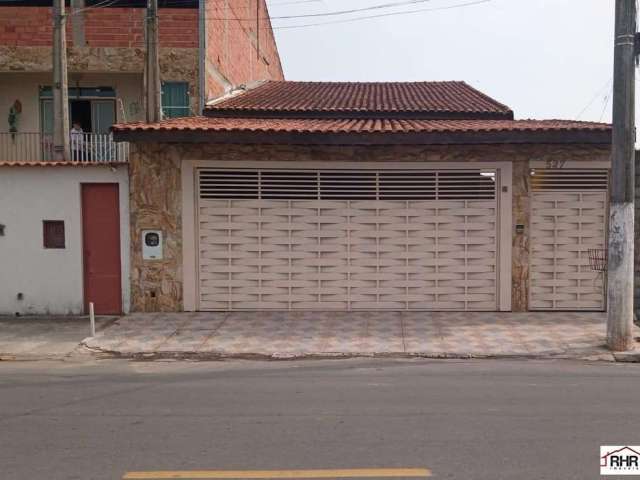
[
  {"xmin": 129, "ymin": 143, "xmax": 183, "ymax": 312},
  {"xmin": 511, "ymin": 159, "xmax": 530, "ymax": 312},
  {"xmin": 129, "ymin": 142, "xmax": 611, "ymax": 312}
]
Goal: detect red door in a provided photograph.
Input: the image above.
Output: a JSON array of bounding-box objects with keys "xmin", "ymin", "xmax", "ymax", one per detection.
[{"xmin": 82, "ymin": 183, "xmax": 122, "ymax": 314}]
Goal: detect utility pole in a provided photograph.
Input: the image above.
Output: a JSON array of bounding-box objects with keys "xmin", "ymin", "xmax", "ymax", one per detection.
[
  {"xmin": 608, "ymin": 0, "xmax": 637, "ymax": 351},
  {"xmin": 52, "ymin": 0, "xmax": 70, "ymax": 161},
  {"xmin": 145, "ymin": 0, "xmax": 162, "ymax": 123}
]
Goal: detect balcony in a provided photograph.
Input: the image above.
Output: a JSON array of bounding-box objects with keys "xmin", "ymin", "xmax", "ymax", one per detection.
[{"xmin": 0, "ymin": 132, "xmax": 129, "ymax": 164}]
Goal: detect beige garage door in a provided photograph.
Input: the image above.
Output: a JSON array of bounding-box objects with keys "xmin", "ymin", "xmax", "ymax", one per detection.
[
  {"xmin": 530, "ymin": 169, "xmax": 608, "ymax": 310},
  {"xmin": 196, "ymin": 168, "xmax": 499, "ymax": 311}
]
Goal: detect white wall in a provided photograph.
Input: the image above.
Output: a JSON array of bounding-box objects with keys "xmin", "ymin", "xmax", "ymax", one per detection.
[
  {"xmin": 0, "ymin": 72, "xmax": 144, "ymax": 134},
  {"xmin": 1, "ymin": 74, "xmax": 42, "ymax": 134},
  {"xmin": 0, "ymin": 165, "xmax": 130, "ymax": 315}
]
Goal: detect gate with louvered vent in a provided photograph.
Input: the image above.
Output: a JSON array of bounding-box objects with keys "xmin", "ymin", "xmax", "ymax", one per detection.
[
  {"xmin": 196, "ymin": 168, "xmax": 500, "ymax": 311},
  {"xmin": 530, "ymin": 169, "xmax": 608, "ymax": 311}
]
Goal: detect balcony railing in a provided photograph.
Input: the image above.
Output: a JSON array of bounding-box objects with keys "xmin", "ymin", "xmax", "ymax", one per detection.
[{"xmin": 0, "ymin": 132, "xmax": 129, "ymax": 164}]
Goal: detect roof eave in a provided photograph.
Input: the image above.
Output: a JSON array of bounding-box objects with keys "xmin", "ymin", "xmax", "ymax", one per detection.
[
  {"xmin": 113, "ymin": 128, "xmax": 611, "ymax": 146},
  {"xmin": 202, "ymin": 109, "xmax": 515, "ymax": 120}
]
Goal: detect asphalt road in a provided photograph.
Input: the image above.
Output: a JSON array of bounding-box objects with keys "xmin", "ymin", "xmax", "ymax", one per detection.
[{"xmin": 0, "ymin": 358, "xmax": 638, "ymax": 480}]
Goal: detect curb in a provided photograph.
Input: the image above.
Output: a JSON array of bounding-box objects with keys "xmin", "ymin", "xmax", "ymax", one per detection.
[
  {"xmin": 80, "ymin": 344, "xmax": 619, "ymax": 363},
  {"xmin": 0, "ymin": 353, "xmax": 79, "ymax": 362},
  {"xmin": 612, "ymin": 352, "xmax": 640, "ymax": 363}
]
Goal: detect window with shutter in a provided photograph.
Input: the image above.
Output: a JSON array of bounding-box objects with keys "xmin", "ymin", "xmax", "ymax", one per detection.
[
  {"xmin": 161, "ymin": 82, "xmax": 190, "ymax": 118},
  {"xmin": 43, "ymin": 220, "xmax": 65, "ymax": 249}
]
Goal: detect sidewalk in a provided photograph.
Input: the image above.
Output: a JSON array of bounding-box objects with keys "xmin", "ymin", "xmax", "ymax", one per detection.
[
  {"xmin": 82, "ymin": 311, "xmax": 639, "ymax": 361},
  {"xmin": 0, "ymin": 316, "xmax": 116, "ymax": 360}
]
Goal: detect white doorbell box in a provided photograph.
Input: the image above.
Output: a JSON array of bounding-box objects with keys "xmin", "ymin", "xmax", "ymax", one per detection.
[{"xmin": 142, "ymin": 230, "xmax": 163, "ymax": 260}]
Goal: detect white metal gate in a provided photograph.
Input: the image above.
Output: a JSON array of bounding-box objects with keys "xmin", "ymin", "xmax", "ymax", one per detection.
[
  {"xmin": 529, "ymin": 169, "xmax": 608, "ymax": 310},
  {"xmin": 196, "ymin": 168, "xmax": 499, "ymax": 311}
]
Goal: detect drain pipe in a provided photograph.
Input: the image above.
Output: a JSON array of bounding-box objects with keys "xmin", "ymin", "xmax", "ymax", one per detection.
[{"xmin": 198, "ymin": 0, "xmax": 206, "ymax": 114}]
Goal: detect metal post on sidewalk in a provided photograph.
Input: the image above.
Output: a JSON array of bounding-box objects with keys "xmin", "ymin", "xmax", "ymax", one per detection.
[{"xmin": 89, "ymin": 302, "xmax": 95, "ymax": 337}]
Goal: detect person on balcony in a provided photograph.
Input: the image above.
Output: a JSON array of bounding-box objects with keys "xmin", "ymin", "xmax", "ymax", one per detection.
[{"xmin": 70, "ymin": 122, "xmax": 86, "ymax": 162}]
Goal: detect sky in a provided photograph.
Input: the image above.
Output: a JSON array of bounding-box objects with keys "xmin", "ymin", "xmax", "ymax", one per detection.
[{"xmin": 268, "ymin": 0, "xmax": 628, "ymax": 124}]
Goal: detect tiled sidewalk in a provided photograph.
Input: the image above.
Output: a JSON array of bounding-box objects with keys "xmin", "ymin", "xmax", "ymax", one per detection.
[{"xmin": 82, "ymin": 311, "xmax": 635, "ymax": 360}]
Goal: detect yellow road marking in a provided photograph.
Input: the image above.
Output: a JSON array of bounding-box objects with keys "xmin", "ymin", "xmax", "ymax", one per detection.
[{"xmin": 123, "ymin": 468, "xmax": 432, "ymax": 479}]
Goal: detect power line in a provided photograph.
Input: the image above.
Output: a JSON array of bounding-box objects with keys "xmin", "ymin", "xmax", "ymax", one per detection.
[
  {"xmin": 575, "ymin": 77, "xmax": 613, "ymax": 120},
  {"xmin": 271, "ymin": 0, "xmax": 435, "ymax": 20},
  {"xmin": 65, "ymin": 0, "xmax": 493, "ymax": 32},
  {"xmin": 130, "ymin": 0, "xmax": 492, "ymax": 28},
  {"xmin": 268, "ymin": 0, "xmax": 323, "ymax": 6},
  {"xmin": 69, "ymin": 0, "xmax": 120, "ymax": 16},
  {"xmin": 273, "ymin": 0, "xmax": 491, "ymax": 30},
  {"xmin": 599, "ymin": 93, "xmax": 611, "ymax": 122},
  {"xmin": 192, "ymin": 0, "xmax": 438, "ymax": 20}
]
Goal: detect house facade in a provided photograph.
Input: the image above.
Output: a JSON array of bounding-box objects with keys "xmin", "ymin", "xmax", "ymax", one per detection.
[
  {"xmin": 0, "ymin": 0, "xmax": 283, "ymax": 315},
  {"xmin": 113, "ymin": 81, "xmax": 612, "ymax": 313}
]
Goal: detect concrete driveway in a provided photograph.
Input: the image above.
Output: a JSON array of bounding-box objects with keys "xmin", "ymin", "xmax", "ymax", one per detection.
[{"xmin": 82, "ymin": 311, "xmax": 636, "ymax": 361}]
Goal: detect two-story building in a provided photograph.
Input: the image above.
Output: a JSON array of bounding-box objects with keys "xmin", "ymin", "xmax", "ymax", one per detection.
[
  {"xmin": 1, "ymin": 0, "xmax": 283, "ymax": 161},
  {"xmin": 0, "ymin": 0, "xmax": 283, "ymax": 315}
]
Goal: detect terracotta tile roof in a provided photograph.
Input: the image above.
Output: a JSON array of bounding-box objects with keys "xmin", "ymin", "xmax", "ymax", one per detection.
[
  {"xmin": 113, "ymin": 117, "xmax": 611, "ymax": 135},
  {"xmin": 206, "ymin": 81, "xmax": 513, "ymax": 118}
]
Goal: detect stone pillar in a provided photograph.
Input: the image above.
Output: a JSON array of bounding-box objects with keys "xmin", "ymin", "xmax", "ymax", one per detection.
[
  {"xmin": 129, "ymin": 143, "xmax": 183, "ymax": 312},
  {"xmin": 511, "ymin": 160, "xmax": 530, "ymax": 311}
]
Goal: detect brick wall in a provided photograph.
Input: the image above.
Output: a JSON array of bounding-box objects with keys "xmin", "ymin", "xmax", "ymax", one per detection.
[
  {"xmin": 0, "ymin": 3, "xmax": 284, "ymax": 108},
  {"xmin": 204, "ymin": 0, "xmax": 284, "ymax": 100},
  {"xmin": 0, "ymin": 6, "xmax": 197, "ymax": 47}
]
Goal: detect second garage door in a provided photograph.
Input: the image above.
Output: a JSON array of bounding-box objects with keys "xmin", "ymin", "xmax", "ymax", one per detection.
[
  {"xmin": 529, "ymin": 168, "xmax": 608, "ymax": 310},
  {"xmin": 196, "ymin": 168, "xmax": 500, "ymax": 311}
]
